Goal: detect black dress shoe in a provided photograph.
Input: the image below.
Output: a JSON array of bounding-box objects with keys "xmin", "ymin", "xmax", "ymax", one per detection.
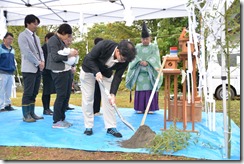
[
  {"xmin": 4, "ymin": 105, "xmax": 15, "ymax": 111},
  {"xmin": 66, "ymin": 106, "xmax": 75, "ymax": 110},
  {"xmin": 84, "ymin": 128, "xmax": 93, "ymax": 135},
  {"xmin": 43, "ymin": 109, "xmax": 54, "ymax": 115}
]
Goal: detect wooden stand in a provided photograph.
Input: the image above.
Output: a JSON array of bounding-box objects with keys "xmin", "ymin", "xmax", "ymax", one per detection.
[
  {"xmin": 168, "ymin": 100, "xmax": 202, "ymax": 122},
  {"xmin": 161, "ymin": 27, "xmax": 201, "ymax": 133},
  {"xmin": 178, "ymin": 27, "xmax": 201, "ymax": 132},
  {"xmin": 162, "ymin": 56, "xmax": 181, "ymax": 130}
]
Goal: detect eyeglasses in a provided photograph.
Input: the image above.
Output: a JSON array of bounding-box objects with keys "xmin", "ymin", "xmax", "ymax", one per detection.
[
  {"xmin": 119, "ymin": 54, "xmax": 126, "ymax": 62},
  {"xmin": 5, "ymin": 37, "xmax": 13, "ymax": 41}
]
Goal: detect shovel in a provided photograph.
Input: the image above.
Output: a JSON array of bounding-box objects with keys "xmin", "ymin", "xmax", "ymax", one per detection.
[
  {"xmin": 140, "ymin": 56, "xmax": 167, "ymax": 126},
  {"xmin": 98, "ymin": 80, "xmax": 135, "ymax": 132}
]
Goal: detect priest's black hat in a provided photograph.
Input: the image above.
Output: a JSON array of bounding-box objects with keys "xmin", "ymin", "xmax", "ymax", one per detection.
[{"xmin": 141, "ymin": 22, "xmax": 150, "ymax": 38}]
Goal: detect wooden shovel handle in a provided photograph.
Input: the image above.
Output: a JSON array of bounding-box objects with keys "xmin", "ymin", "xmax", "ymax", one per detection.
[{"xmin": 140, "ymin": 56, "xmax": 167, "ymax": 126}]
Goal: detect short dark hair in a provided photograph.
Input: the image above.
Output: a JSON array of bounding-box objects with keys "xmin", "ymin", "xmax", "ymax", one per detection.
[
  {"xmin": 57, "ymin": 24, "xmax": 72, "ymax": 35},
  {"xmin": 117, "ymin": 40, "xmax": 136, "ymax": 62},
  {"xmin": 4, "ymin": 32, "xmax": 14, "ymax": 39},
  {"xmin": 94, "ymin": 37, "xmax": 103, "ymax": 45},
  {"xmin": 45, "ymin": 32, "xmax": 55, "ymax": 40},
  {"xmin": 24, "ymin": 14, "xmax": 40, "ymax": 27}
]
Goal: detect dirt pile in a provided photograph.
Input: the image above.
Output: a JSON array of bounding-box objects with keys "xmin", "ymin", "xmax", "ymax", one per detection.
[{"xmin": 120, "ymin": 125, "xmax": 156, "ymax": 148}]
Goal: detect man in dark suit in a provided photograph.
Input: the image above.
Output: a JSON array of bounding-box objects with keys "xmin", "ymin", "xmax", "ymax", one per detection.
[
  {"xmin": 93, "ymin": 37, "xmax": 103, "ymax": 116},
  {"xmin": 41, "ymin": 32, "xmax": 55, "ymax": 115},
  {"xmin": 18, "ymin": 14, "xmax": 45, "ymax": 122},
  {"xmin": 80, "ymin": 39, "xmax": 136, "ymax": 137}
]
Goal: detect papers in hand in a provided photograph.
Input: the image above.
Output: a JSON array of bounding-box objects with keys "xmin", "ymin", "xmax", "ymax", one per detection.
[
  {"xmin": 58, "ymin": 48, "xmax": 71, "ymax": 56},
  {"xmin": 58, "ymin": 48, "xmax": 79, "ymax": 66}
]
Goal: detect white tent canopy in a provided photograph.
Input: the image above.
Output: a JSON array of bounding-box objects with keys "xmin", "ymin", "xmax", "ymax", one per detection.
[{"xmin": 0, "ymin": 0, "xmax": 189, "ymax": 26}]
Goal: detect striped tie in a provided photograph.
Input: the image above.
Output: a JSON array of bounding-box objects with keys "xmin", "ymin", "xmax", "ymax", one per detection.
[{"xmin": 32, "ymin": 33, "xmax": 41, "ymax": 60}]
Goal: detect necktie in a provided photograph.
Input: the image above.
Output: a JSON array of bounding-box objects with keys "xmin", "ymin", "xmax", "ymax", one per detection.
[{"xmin": 32, "ymin": 33, "xmax": 41, "ymax": 60}]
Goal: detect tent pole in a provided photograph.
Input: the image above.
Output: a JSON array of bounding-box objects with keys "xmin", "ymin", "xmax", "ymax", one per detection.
[
  {"xmin": 221, "ymin": 0, "xmax": 228, "ymax": 159},
  {"xmin": 224, "ymin": 1, "xmax": 231, "ymax": 159}
]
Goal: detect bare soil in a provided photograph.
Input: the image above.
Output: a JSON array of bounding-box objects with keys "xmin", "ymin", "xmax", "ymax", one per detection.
[{"xmin": 120, "ymin": 125, "xmax": 156, "ymax": 148}]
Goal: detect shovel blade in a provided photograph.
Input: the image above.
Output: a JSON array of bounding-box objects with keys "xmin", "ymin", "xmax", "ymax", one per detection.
[{"xmin": 113, "ymin": 105, "xmax": 135, "ymax": 132}]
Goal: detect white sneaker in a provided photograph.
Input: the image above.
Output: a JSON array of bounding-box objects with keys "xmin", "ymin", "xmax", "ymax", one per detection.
[
  {"xmin": 63, "ymin": 120, "xmax": 73, "ymax": 127},
  {"xmin": 94, "ymin": 112, "xmax": 103, "ymax": 116},
  {"xmin": 52, "ymin": 121, "xmax": 70, "ymax": 128}
]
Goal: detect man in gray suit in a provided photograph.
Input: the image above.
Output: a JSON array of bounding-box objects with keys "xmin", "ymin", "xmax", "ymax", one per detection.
[{"xmin": 18, "ymin": 14, "xmax": 45, "ymax": 122}]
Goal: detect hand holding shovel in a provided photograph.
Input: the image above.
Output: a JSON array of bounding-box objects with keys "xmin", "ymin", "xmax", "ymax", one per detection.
[{"xmin": 98, "ymin": 80, "xmax": 135, "ymax": 132}]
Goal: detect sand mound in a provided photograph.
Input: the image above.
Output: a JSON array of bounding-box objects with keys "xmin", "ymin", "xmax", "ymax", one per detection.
[{"xmin": 120, "ymin": 125, "xmax": 156, "ymax": 148}]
